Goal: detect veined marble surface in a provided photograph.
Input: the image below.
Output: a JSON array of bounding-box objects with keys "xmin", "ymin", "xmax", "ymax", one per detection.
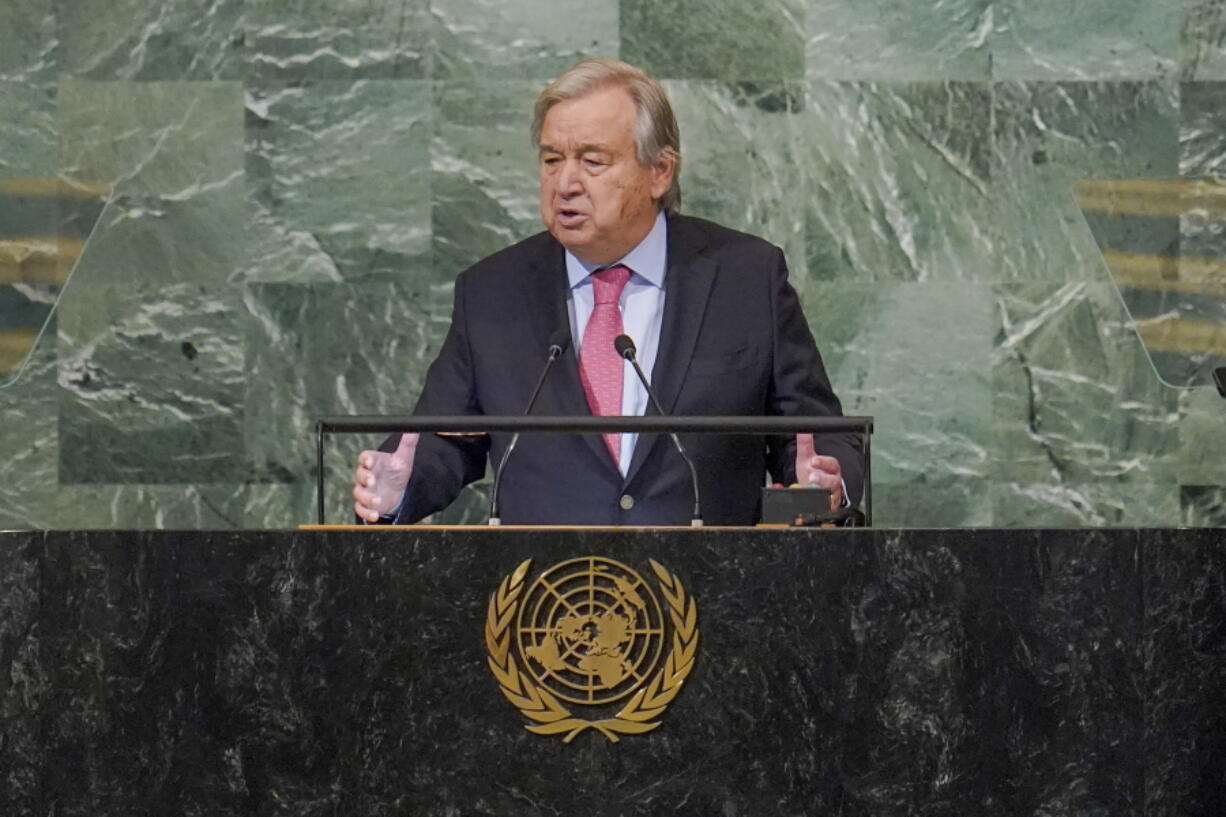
[
  {"xmin": 0, "ymin": 528, "xmax": 1222, "ymax": 813},
  {"xmin": 1, "ymin": 2, "xmax": 1225, "ymax": 529}
]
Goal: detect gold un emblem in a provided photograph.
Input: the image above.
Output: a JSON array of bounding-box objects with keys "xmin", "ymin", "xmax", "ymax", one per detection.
[{"xmin": 485, "ymin": 557, "xmax": 699, "ymax": 742}]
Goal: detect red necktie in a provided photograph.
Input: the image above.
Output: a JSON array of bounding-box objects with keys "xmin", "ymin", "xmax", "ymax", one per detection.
[{"xmin": 579, "ymin": 265, "xmax": 632, "ymax": 464}]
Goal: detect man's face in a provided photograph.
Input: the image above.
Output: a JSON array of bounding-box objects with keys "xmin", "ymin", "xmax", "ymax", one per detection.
[{"xmin": 538, "ymin": 85, "xmax": 675, "ymax": 266}]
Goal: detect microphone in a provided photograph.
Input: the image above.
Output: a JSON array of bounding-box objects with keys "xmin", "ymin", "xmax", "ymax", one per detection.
[
  {"xmin": 614, "ymin": 334, "xmax": 703, "ymax": 527},
  {"xmin": 488, "ymin": 329, "xmax": 571, "ymax": 525}
]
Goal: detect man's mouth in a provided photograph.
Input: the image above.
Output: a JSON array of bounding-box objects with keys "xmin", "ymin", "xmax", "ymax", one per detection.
[{"xmin": 556, "ymin": 208, "xmax": 587, "ymax": 227}]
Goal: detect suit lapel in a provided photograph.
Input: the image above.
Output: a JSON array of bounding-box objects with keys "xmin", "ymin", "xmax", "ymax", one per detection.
[
  {"xmin": 521, "ymin": 236, "xmax": 616, "ymax": 471},
  {"xmin": 624, "ymin": 216, "xmax": 718, "ymax": 486}
]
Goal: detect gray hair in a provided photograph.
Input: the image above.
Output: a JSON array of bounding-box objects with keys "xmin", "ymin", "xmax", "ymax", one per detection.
[{"xmin": 532, "ymin": 58, "xmax": 682, "ymax": 213}]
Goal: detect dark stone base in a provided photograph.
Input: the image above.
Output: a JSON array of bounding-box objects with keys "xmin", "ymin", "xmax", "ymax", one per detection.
[{"xmin": 1, "ymin": 528, "xmax": 1223, "ymax": 815}]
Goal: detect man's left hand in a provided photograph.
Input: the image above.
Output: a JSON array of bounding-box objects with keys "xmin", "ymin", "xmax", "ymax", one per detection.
[{"xmin": 795, "ymin": 433, "xmax": 844, "ymax": 510}]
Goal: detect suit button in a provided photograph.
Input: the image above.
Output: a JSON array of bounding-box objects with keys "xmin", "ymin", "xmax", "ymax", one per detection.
[{"xmin": 619, "ymin": 494, "xmax": 635, "ymax": 510}]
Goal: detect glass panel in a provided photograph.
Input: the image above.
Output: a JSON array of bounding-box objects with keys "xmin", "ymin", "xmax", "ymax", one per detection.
[
  {"xmin": 1075, "ymin": 177, "xmax": 1226, "ymax": 390},
  {"xmin": 0, "ymin": 178, "xmax": 110, "ymax": 388}
]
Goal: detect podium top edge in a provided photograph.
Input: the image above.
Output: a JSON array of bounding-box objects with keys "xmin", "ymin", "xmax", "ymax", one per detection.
[
  {"xmin": 315, "ymin": 415, "xmax": 874, "ymax": 434},
  {"xmin": 298, "ymin": 524, "xmax": 791, "ymax": 531}
]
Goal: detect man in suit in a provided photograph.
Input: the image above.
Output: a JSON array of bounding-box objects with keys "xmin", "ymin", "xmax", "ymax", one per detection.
[{"xmin": 353, "ymin": 58, "xmax": 861, "ymax": 526}]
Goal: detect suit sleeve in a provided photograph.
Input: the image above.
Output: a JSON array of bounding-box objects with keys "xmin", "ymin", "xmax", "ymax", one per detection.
[
  {"xmin": 389, "ymin": 270, "xmax": 490, "ymax": 524},
  {"xmin": 763, "ymin": 246, "xmax": 864, "ymax": 505}
]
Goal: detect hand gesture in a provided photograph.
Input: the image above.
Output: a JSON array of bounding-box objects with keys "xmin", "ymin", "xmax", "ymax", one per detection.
[
  {"xmin": 794, "ymin": 433, "xmax": 844, "ymax": 510},
  {"xmin": 352, "ymin": 433, "xmax": 419, "ymax": 523}
]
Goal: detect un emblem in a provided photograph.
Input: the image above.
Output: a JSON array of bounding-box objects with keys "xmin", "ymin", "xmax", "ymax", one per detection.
[{"xmin": 485, "ymin": 557, "xmax": 699, "ymax": 743}]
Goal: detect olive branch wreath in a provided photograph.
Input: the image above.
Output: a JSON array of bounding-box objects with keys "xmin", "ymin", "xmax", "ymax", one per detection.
[{"xmin": 484, "ymin": 558, "xmax": 699, "ymax": 743}]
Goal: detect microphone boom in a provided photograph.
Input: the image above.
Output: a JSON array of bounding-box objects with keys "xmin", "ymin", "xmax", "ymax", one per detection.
[
  {"xmin": 614, "ymin": 334, "xmax": 704, "ymax": 527},
  {"xmin": 488, "ymin": 329, "xmax": 571, "ymax": 525}
]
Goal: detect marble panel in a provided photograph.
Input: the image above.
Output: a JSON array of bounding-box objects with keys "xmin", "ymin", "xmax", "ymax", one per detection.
[
  {"xmin": 0, "ymin": 532, "xmax": 1073, "ymax": 804},
  {"xmin": 992, "ymin": 478, "xmax": 1181, "ymax": 528},
  {"xmin": 57, "ymin": 186, "xmax": 248, "ymax": 287},
  {"xmin": 430, "ymin": 80, "xmax": 542, "ymax": 280},
  {"xmin": 242, "ymin": 482, "xmax": 317, "ymax": 529},
  {"xmin": 1180, "ymin": 485, "xmax": 1226, "ymax": 525},
  {"xmin": 805, "ymin": 0, "xmax": 991, "ymax": 81},
  {"xmin": 840, "ymin": 529, "xmax": 1142, "ymax": 814},
  {"xmin": 871, "ymin": 477, "xmax": 994, "ymax": 528},
  {"xmin": 1180, "ymin": 0, "xmax": 1226, "ymax": 80},
  {"xmin": 241, "ymin": 283, "xmax": 315, "ymax": 487},
  {"xmin": 992, "ymin": 82, "xmax": 1179, "ymax": 282},
  {"xmin": 28, "ymin": 531, "xmax": 462, "ymax": 811},
  {"xmin": 0, "ymin": 0, "xmax": 56, "ymax": 83},
  {"xmin": 235, "ymin": 201, "xmax": 348, "ymax": 285},
  {"xmin": 58, "ymin": 81, "xmax": 243, "ymax": 197},
  {"xmin": 801, "ymin": 81, "xmax": 993, "ymax": 282},
  {"xmin": 239, "ymin": 284, "xmax": 313, "ymax": 485},
  {"xmin": 51, "ymin": 484, "xmax": 245, "ymax": 529},
  {"xmin": 1143, "ymin": 528, "xmax": 1226, "ymax": 815},
  {"xmin": 244, "ymin": 278, "xmax": 500, "ymax": 526},
  {"xmin": 0, "ymin": 2, "xmax": 1221, "ymax": 533},
  {"xmin": 1177, "ymin": 382, "xmax": 1226, "ymax": 492},
  {"xmin": 1006, "ymin": 528, "xmax": 1143, "ymax": 814},
  {"xmin": 57, "ymin": 0, "xmax": 244, "ymax": 80},
  {"xmin": 1180, "ymin": 81, "xmax": 1226, "ymax": 176},
  {"xmin": 245, "ymin": 80, "xmax": 431, "ymax": 283},
  {"xmin": 0, "ymin": 532, "xmax": 42, "ymax": 813},
  {"xmin": 992, "ymin": 282, "xmax": 1182, "ymax": 492},
  {"xmin": 0, "ymin": 331, "xmax": 57, "ymax": 528},
  {"xmin": 57, "ymin": 283, "xmax": 244, "ymax": 484},
  {"xmin": 620, "ymin": 0, "xmax": 804, "ymax": 80},
  {"xmin": 432, "ymin": 0, "xmax": 617, "ymax": 79},
  {"xmin": 0, "ymin": 82, "xmax": 57, "ymax": 176},
  {"xmin": 243, "ymin": 0, "xmax": 430, "ymax": 81},
  {"xmin": 242, "ymin": 280, "xmax": 489, "ymax": 524},
  {"xmin": 992, "ymin": 0, "xmax": 1179, "ymax": 80},
  {"xmin": 18, "ymin": 529, "xmax": 1226, "ymax": 809},
  {"xmin": 34, "ymin": 533, "xmax": 250, "ymax": 813},
  {"xmin": 664, "ymin": 81, "xmax": 808, "ymax": 274},
  {"xmin": 805, "ymin": 282, "xmax": 993, "ymax": 504}
]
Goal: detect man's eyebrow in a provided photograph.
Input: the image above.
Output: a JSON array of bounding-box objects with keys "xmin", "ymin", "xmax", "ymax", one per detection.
[{"xmin": 537, "ymin": 142, "xmax": 613, "ymax": 155}]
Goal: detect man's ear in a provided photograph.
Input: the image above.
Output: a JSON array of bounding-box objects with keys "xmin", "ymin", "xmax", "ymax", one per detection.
[{"xmin": 649, "ymin": 148, "xmax": 678, "ymax": 200}]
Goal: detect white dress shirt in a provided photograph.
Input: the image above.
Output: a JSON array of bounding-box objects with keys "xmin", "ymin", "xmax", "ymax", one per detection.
[{"xmin": 565, "ymin": 211, "xmax": 668, "ymax": 475}]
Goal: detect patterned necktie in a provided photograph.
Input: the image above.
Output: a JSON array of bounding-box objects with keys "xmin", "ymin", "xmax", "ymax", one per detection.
[{"xmin": 579, "ymin": 265, "xmax": 632, "ymax": 464}]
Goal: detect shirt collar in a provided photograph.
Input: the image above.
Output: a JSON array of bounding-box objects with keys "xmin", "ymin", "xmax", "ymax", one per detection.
[{"xmin": 565, "ymin": 210, "xmax": 668, "ymax": 289}]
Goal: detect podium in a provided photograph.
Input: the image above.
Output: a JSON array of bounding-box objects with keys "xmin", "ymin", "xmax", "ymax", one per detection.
[
  {"xmin": 315, "ymin": 414, "xmax": 877, "ymax": 525},
  {"xmin": 1, "ymin": 526, "xmax": 1223, "ymax": 814}
]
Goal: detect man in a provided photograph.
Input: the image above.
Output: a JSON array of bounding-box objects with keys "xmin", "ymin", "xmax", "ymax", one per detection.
[{"xmin": 353, "ymin": 58, "xmax": 861, "ymax": 526}]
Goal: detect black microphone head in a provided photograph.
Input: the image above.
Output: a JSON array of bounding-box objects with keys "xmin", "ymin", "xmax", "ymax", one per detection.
[
  {"xmin": 614, "ymin": 334, "xmax": 636, "ymax": 360},
  {"xmin": 547, "ymin": 328, "xmax": 571, "ymax": 358}
]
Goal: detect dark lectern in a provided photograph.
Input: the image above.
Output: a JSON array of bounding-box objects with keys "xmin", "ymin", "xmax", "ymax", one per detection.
[{"xmin": 2, "ymin": 526, "xmax": 1224, "ymax": 815}]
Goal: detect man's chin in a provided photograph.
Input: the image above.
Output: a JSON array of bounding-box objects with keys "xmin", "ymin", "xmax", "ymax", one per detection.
[{"xmin": 549, "ymin": 226, "xmax": 597, "ymax": 259}]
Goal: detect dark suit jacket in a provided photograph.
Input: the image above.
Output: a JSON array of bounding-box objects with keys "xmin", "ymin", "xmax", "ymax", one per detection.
[{"xmin": 389, "ymin": 213, "xmax": 862, "ymax": 526}]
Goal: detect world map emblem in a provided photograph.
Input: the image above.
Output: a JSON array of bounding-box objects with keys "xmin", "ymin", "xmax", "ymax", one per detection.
[{"xmin": 484, "ymin": 557, "xmax": 699, "ymax": 742}]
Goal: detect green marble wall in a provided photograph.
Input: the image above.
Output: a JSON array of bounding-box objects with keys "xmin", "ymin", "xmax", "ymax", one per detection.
[{"xmin": 2, "ymin": 1, "xmax": 1225, "ymax": 529}]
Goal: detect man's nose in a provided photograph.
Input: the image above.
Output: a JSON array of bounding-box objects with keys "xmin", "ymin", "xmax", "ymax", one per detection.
[{"xmin": 556, "ymin": 159, "xmax": 583, "ymax": 196}]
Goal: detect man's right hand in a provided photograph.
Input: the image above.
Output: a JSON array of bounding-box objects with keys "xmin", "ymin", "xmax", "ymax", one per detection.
[{"xmin": 353, "ymin": 433, "xmax": 419, "ymax": 523}]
